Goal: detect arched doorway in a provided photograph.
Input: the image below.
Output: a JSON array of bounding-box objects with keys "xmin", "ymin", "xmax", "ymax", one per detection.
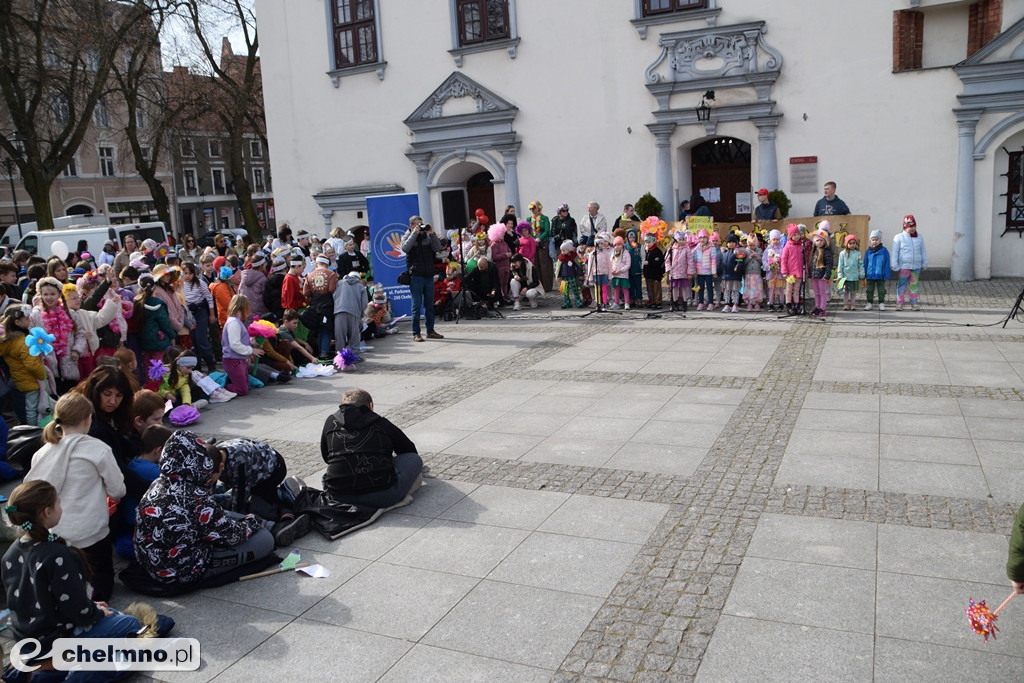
[
  {"xmin": 691, "ymin": 137, "xmax": 751, "ymax": 222},
  {"xmin": 65, "ymin": 204, "xmax": 96, "ymax": 216},
  {"xmin": 435, "ymin": 161, "xmax": 497, "ymax": 232}
]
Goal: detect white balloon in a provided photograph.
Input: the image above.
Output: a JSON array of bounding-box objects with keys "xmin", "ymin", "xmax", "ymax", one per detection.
[{"xmin": 50, "ymin": 240, "xmax": 69, "ymax": 260}]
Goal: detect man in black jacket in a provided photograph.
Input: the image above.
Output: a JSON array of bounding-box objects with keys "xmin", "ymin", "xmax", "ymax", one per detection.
[
  {"xmin": 320, "ymin": 388, "xmax": 423, "ymax": 509},
  {"xmin": 400, "ymin": 215, "xmax": 445, "ymax": 342}
]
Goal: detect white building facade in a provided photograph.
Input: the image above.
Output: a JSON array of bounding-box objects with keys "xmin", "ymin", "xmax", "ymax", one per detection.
[{"xmin": 255, "ymin": 0, "xmax": 1024, "ymax": 279}]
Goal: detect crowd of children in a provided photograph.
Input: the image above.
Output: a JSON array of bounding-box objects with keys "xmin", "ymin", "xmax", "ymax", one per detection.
[{"xmin": 536, "ymin": 217, "xmax": 923, "ymax": 318}]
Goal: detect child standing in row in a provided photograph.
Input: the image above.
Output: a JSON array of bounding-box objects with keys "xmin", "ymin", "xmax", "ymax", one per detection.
[
  {"xmin": 719, "ymin": 233, "xmax": 742, "ymax": 312},
  {"xmin": 626, "ymin": 230, "xmax": 644, "ymax": 306},
  {"xmin": 780, "ymin": 224, "xmax": 806, "ymax": 314},
  {"xmin": 691, "ymin": 230, "xmax": 717, "ymax": 310},
  {"xmin": 642, "ymin": 234, "xmax": 665, "ymax": 309},
  {"xmin": 609, "ymin": 236, "xmax": 631, "ymax": 310},
  {"xmin": 665, "ymin": 230, "xmax": 691, "ymax": 312},
  {"xmin": 764, "ymin": 229, "xmax": 785, "ymax": 311},
  {"xmin": 744, "ymin": 232, "xmax": 764, "ymax": 311},
  {"xmin": 557, "ymin": 240, "xmax": 585, "ymax": 309},
  {"xmin": 808, "ymin": 229, "xmax": 833, "ymax": 317},
  {"xmin": 864, "ymin": 229, "xmax": 891, "ymax": 311},
  {"xmin": 836, "ymin": 235, "xmax": 865, "ymax": 311}
]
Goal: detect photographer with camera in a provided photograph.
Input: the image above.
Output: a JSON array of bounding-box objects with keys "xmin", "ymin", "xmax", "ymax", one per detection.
[{"xmin": 400, "ymin": 215, "xmax": 445, "ymax": 342}]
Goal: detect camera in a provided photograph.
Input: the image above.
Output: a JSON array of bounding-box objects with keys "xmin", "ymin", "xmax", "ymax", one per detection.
[{"xmin": 420, "ymin": 223, "xmax": 433, "ymax": 232}]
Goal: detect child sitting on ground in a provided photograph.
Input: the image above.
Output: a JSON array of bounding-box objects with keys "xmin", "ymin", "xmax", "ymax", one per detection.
[
  {"xmin": 364, "ymin": 288, "xmax": 395, "ymax": 339},
  {"xmin": 280, "ymin": 309, "xmax": 319, "ymax": 365},
  {"xmin": 134, "ymin": 430, "xmax": 276, "ymax": 588},
  {"xmin": 115, "ymin": 424, "xmax": 173, "ymax": 559},
  {"xmin": 3, "ymin": 481, "xmax": 174, "ymax": 661},
  {"xmin": 161, "ymin": 350, "xmax": 209, "ymax": 410}
]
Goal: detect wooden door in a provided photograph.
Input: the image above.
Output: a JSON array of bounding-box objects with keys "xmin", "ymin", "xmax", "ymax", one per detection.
[
  {"xmin": 690, "ymin": 138, "xmax": 751, "ymax": 223},
  {"xmin": 466, "ymin": 171, "xmax": 496, "ymax": 227}
]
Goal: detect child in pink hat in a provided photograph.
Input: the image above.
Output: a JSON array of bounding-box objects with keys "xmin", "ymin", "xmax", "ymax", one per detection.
[
  {"xmin": 690, "ymin": 229, "xmax": 718, "ymax": 310},
  {"xmin": 780, "ymin": 224, "xmax": 806, "ymax": 314},
  {"xmin": 609, "ymin": 236, "xmax": 632, "ymax": 309}
]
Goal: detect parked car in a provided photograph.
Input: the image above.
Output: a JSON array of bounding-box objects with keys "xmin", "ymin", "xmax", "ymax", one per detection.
[
  {"xmin": 196, "ymin": 228, "xmax": 250, "ymax": 248},
  {"xmin": 16, "ymin": 222, "xmax": 169, "ymax": 259}
]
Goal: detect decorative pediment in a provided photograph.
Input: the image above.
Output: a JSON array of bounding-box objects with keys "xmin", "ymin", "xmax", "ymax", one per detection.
[
  {"xmin": 404, "ymin": 72, "xmax": 518, "ymax": 125},
  {"xmin": 645, "ymin": 21, "xmax": 782, "ymax": 86},
  {"xmin": 956, "ymin": 16, "xmax": 1024, "ymax": 104}
]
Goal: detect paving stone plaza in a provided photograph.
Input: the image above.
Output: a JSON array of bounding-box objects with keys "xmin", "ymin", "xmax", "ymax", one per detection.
[{"xmin": 40, "ymin": 279, "xmax": 1024, "ymax": 681}]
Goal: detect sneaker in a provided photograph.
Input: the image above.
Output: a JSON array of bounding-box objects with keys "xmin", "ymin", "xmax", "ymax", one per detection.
[
  {"xmin": 272, "ymin": 513, "xmax": 313, "ymax": 547},
  {"xmin": 276, "ymin": 372, "xmax": 292, "ymax": 384},
  {"xmin": 879, "ymin": 303, "xmax": 886, "ymax": 311},
  {"xmin": 608, "ymin": 303, "xmax": 620, "ymax": 310},
  {"xmin": 413, "ymin": 334, "xmax": 424, "ymax": 342},
  {"xmin": 427, "ymin": 332, "xmax": 444, "ymax": 339},
  {"xmin": 624, "ymin": 303, "xmax": 630, "ymax": 310},
  {"xmin": 895, "ymin": 305, "xmax": 903, "ymax": 311},
  {"xmin": 513, "ymin": 300, "xmax": 521, "ymax": 311},
  {"xmin": 208, "ymin": 390, "xmax": 230, "ymax": 404},
  {"xmin": 192, "ymin": 399, "xmax": 209, "ymax": 411},
  {"xmin": 912, "ymin": 303, "xmax": 920, "ymax": 311},
  {"xmin": 282, "ymin": 476, "xmax": 307, "ymax": 501},
  {"xmin": 530, "ymin": 300, "xmax": 538, "ymax": 308},
  {"xmin": 561, "ymin": 303, "xmax": 569, "ymax": 309},
  {"xmin": 696, "ymin": 303, "xmax": 704, "ymax": 311},
  {"xmin": 746, "ymin": 304, "xmax": 753, "ymax": 311},
  {"xmin": 865, "ymin": 303, "xmax": 872, "ymax": 311}
]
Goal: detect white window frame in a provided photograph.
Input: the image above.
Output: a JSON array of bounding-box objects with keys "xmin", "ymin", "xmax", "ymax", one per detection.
[
  {"xmin": 140, "ymin": 146, "xmax": 152, "ymax": 165},
  {"xmin": 183, "ymin": 168, "xmax": 197, "ymax": 196},
  {"xmin": 209, "ymin": 139, "xmax": 222, "ymax": 158},
  {"xmin": 324, "ymin": 0, "xmax": 387, "ymax": 86},
  {"xmin": 447, "ymin": 0, "xmax": 519, "ymax": 67},
  {"xmin": 253, "ymin": 167, "xmax": 265, "ymax": 192},
  {"xmin": 211, "ymin": 167, "xmax": 225, "ymax": 195},
  {"xmin": 63, "ymin": 156, "xmax": 79, "ymax": 177},
  {"xmin": 86, "ymin": 49, "xmax": 99, "ymax": 72},
  {"xmin": 53, "ymin": 95, "xmax": 69, "ymax": 125},
  {"xmin": 135, "ymin": 102, "xmax": 147, "ymax": 130},
  {"xmin": 181, "ymin": 138, "xmax": 195, "ymax": 157},
  {"xmin": 249, "ymin": 139, "xmax": 263, "ymax": 159},
  {"xmin": 94, "ymin": 98, "xmax": 110, "ymax": 127},
  {"xmin": 98, "ymin": 146, "xmax": 115, "ymax": 177}
]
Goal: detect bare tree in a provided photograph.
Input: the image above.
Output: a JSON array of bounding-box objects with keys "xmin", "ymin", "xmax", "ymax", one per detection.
[
  {"xmin": 176, "ymin": 0, "xmax": 264, "ymax": 242},
  {"xmin": 0, "ymin": 0, "xmax": 158, "ymax": 231},
  {"xmin": 110, "ymin": 2, "xmax": 190, "ymax": 228}
]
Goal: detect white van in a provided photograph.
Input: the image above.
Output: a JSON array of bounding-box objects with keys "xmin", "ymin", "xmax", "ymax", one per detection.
[
  {"xmin": 15, "ymin": 222, "xmax": 169, "ymax": 259},
  {"xmin": 1, "ymin": 214, "xmax": 111, "ymax": 247}
]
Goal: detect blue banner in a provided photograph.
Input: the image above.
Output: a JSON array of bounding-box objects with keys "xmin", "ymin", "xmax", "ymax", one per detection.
[{"xmin": 367, "ymin": 193, "xmax": 419, "ymax": 318}]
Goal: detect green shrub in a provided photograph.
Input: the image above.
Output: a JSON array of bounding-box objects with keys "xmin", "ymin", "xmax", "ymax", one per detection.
[
  {"xmin": 769, "ymin": 189, "xmax": 791, "ymax": 218},
  {"xmin": 634, "ymin": 193, "xmax": 663, "ymax": 221}
]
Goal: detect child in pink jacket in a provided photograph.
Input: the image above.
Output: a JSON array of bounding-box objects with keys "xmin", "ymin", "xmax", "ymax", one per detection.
[
  {"xmin": 780, "ymin": 223, "xmax": 806, "ymax": 313},
  {"xmin": 690, "ymin": 229, "xmax": 719, "ymax": 310},
  {"xmin": 665, "ymin": 230, "xmax": 692, "ymax": 312}
]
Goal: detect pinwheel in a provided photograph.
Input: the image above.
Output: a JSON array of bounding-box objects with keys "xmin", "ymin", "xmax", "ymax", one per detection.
[{"xmin": 333, "ymin": 348, "xmax": 359, "ymax": 371}]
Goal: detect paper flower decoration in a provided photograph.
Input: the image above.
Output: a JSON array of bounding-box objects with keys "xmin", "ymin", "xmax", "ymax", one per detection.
[
  {"xmin": 155, "ymin": 243, "xmax": 169, "ymax": 259},
  {"xmin": 25, "ymin": 327, "xmax": 55, "ymax": 357},
  {"xmin": 785, "ymin": 275, "xmax": 797, "ymax": 284},
  {"xmin": 167, "ymin": 404, "xmax": 200, "ymax": 426},
  {"xmin": 148, "ymin": 359, "xmax": 169, "ymax": 381},
  {"xmin": 333, "ymin": 348, "xmax": 359, "ymax": 370},
  {"xmin": 248, "ymin": 320, "xmax": 278, "ymax": 341}
]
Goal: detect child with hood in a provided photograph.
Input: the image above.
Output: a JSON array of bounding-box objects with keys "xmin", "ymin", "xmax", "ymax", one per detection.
[
  {"xmin": 585, "ymin": 232, "xmax": 613, "ymax": 309},
  {"xmin": 334, "ymin": 270, "xmax": 368, "ymax": 357},
  {"xmin": 556, "ymin": 240, "xmax": 585, "ymax": 309},
  {"xmin": 364, "ymin": 287, "xmax": 394, "ymax": 339},
  {"xmin": 626, "ymin": 229, "xmax": 644, "ymax": 306},
  {"xmin": 133, "ymin": 429, "xmax": 275, "ymax": 588},
  {"xmin": 863, "ymin": 229, "xmax": 891, "ymax": 311}
]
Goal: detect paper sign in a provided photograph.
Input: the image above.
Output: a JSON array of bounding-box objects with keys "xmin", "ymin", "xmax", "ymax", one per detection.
[
  {"xmin": 298, "ymin": 564, "xmax": 330, "ymax": 578},
  {"xmin": 700, "ymin": 187, "xmax": 721, "ymax": 203},
  {"xmin": 735, "ymin": 193, "xmax": 751, "ymax": 215}
]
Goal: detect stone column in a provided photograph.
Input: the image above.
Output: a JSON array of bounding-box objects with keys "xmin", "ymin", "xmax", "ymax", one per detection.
[
  {"xmin": 647, "ymin": 122, "xmax": 677, "ymax": 217},
  {"xmin": 500, "ymin": 147, "xmax": 521, "ymax": 211},
  {"xmin": 753, "ymin": 116, "xmax": 782, "ymax": 192},
  {"xmin": 952, "ymin": 110, "xmax": 982, "ymax": 282},
  {"xmin": 320, "ymin": 209, "xmax": 333, "ymax": 235},
  {"xmin": 408, "ymin": 152, "xmax": 433, "ymax": 225}
]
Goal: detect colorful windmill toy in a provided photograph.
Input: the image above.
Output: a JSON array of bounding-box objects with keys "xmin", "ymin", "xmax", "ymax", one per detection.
[{"xmin": 966, "ymin": 593, "xmax": 1015, "ymax": 643}]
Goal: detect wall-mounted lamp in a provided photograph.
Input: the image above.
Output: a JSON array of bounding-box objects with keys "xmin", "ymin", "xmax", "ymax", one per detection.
[{"xmin": 695, "ymin": 90, "xmax": 715, "ymax": 122}]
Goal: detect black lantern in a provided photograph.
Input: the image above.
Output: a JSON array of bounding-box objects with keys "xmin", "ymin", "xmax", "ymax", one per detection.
[{"xmin": 695, "ymin": 90, "xmax": 715, "ymax": 122}]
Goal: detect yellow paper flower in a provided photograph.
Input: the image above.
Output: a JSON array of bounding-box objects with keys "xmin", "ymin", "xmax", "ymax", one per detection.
[{"xmin": 786, "ymin": 275, "xmax": 796, "ymax": 284}]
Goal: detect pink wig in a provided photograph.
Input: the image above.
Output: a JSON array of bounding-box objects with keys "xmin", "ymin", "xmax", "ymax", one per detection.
[{"xmin": 487, "ymin": 224, "xmax": 506, "ymax": 243}]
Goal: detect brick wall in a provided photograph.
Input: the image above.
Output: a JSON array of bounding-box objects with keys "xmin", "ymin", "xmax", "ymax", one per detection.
[
  {"xmin": 968, "ymin": 0, "xmax": 1003, "ymax": 57},
  {"xmin": 893, "ymin": 10, "xmax": 924, "ymax": 71}
]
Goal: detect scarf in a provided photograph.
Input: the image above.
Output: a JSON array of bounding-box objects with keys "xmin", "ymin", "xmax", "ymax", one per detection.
[
  {"xmin": 529, "ymin": 215, "xmax": 541, "ymax": 238},
  {"xmin": 41, "ymin": 304, "xmax": 74, "ymax": 358}
]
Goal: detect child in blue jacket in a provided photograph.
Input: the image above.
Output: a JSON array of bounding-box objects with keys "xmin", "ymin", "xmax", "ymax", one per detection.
[{"xmin": 863, "ymin": 229, "xmax": 891, "ymax": 311}]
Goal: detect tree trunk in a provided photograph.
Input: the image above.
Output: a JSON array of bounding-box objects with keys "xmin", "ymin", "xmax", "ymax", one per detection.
[{"xmin": 21, "ymin": 165, "xmax": 54, "ymax": 234}]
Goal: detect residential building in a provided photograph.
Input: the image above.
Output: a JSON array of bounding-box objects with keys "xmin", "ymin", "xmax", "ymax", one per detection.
[{"xmin": 255, "ymin": 0, "xmax": 1024, "ymax": 278}]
